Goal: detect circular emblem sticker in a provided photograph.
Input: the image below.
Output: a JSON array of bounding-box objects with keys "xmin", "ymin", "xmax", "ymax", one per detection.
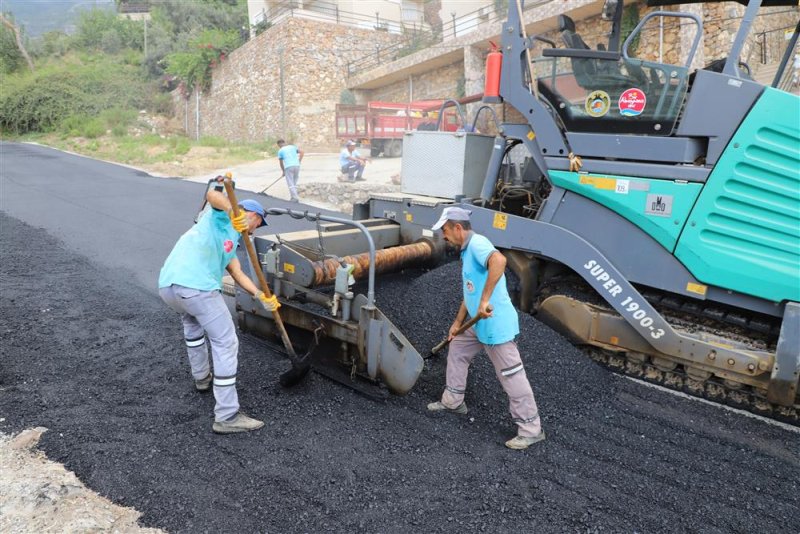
[
  {"xmin": 618, "ymin": 88, "xmax": 646, "ymax": 117},
  {"xmin": 585, "ymin": 90, "xmax": 611, "ymax": 117}
]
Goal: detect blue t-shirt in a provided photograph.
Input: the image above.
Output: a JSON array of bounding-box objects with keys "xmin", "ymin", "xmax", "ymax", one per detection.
[
  {"xmin": 158, "ymin": 208, "xmax": 240, "ymax": 291},
  {"xmin": 339, "ymin": 148, "xmax": 360, "ymax": 167},
  {"xmin": 277, "ymin": 145, "xmax": 301, "ymax": 168},
  {"xmin": 461, "ymin": 233, "xmax": 519, "ymax": 345}
]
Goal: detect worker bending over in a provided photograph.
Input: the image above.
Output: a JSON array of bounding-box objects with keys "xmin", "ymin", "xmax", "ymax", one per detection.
[
  {"xmin": 427, "ymin": 206, "xmax": 545, "ymax": 450},
  {"xmin": 158, "ymin": 186, "xmax": 278, "ymax": 434}
]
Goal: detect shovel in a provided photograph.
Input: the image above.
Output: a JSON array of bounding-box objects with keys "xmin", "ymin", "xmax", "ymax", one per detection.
[
  {"xmin": 259, "ymin": 174, "xmax": 285, "ymax": 195},
  {"xmin": 430, "ymin": 305, "xmax": 493, "ymax": 357},
  {"xmin": 223, "ymin": 178, "xmax": 311, "ymax": 387}
]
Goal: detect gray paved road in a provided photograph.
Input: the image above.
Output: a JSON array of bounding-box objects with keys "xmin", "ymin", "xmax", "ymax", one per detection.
[{"xmin": 0, "ymin": 142, "xmax": 326, "ymax": 292}]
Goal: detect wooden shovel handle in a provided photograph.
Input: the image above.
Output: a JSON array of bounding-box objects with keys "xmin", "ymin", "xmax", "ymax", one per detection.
[
  {"xmin": 431, "ymin": 305, "xmax": 493, "ymax": 355},
  {"xmin": 223, "ymin": 178, "xmax": 297, "ymax": 358}
]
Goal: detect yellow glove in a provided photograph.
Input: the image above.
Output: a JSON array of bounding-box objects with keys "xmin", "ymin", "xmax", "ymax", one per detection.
[
  {"xmin": 229, "ymin": 210, "xmax": 248, "ymax": 233},
  {"xmin": 256, "ymin": 291, "xmax": 280, "ymax": 312}
]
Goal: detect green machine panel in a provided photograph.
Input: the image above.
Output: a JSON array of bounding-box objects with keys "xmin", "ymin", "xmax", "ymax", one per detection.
[
  {"xmin": 675, "ymin": 87, "xmax": 800, "ymax": 303},
  {"xmin": 548, "ymin": 170, "xmax": 702, "ymax": 251}
]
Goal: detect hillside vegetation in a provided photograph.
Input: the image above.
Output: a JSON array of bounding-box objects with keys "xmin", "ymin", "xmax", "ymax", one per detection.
[{"xmin": 0, "ymin": 0, "xmax": 272, "ymax": 176}]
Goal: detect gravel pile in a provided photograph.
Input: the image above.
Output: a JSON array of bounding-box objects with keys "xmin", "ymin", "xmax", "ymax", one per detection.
[{"xmin": 1, "ymin": 213, "xmax": 798, "ymax": 533}]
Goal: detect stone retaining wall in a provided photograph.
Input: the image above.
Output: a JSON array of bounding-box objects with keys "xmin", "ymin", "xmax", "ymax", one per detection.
[
  {"xmin": 174, "ymin": 18, "xmax": 401, "ymax": 151},
  {"xmin": 297, "ymin": 182, "xmax": 400, "ymax": 215}
]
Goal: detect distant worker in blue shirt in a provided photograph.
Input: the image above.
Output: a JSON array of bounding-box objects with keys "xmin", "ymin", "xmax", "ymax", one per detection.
[
  {"xmin": 339, "ymin": 140, "xmax": 369, "ymax": 182},
  {"xmin": 427, "ymin": 206, "xmax": 545, "ymax": 450},
  {"xmin": 276, "ymin": 139, "xmax": 304, "ymax": 203},
  {"xmin": 158, "ymin": 184, "xmax": 279, "ymax": 434}
]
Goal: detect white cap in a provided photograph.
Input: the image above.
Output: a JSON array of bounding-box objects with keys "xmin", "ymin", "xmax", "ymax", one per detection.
[
  {"xmin": 346, "ymin": 140, "xmax": 356, "ymax": 146},
  {"xmin": 432, "ymin": 206, "xmax": 472, "ymax": 230}
]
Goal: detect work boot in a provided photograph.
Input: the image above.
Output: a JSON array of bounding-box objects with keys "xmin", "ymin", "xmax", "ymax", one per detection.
[
  {"xmin": 212, "ymin": 412, "xmax": 265, "ymax": 434},
  {"xmin": 194, "ymin": 372, "xmax": 212, "ymax": 392},
  {"xmin": 427, "ymin": 401, "xmax": 468, "ymax": 414},
  {"xmin": 505, "ymin": 431, "xmax": 546, "ymax": 450}
]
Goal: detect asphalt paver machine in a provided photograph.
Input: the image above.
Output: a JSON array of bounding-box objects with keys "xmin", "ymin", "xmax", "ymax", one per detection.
[{"xmin": 237, "ymin": 0, "xmax": 799, "ymax": 420}]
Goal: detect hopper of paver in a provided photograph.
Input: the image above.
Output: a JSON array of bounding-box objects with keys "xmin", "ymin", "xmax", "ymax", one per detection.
[{"xmin": 233, "ymin": 208, "xmax": 442, "ymax": 396}]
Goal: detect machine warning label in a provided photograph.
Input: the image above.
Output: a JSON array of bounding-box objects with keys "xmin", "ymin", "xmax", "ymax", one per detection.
[
  {"xmin": 283, "ymin": 263, "xmax": 295, "ymax": 274},
  {"xmin": 686, "ymin": 282, "xmax": 708, "ymax": 296},
  {"xmin": 645, "ymin": 194, "xmax": 673, "ymax": 217},
  {"xmin": 493, "ymin": 213, "xmax": 508, "ymax": 230},
  {"xmin": 579, "ymin": 175, "xmax": 616, "ymax": 190}
]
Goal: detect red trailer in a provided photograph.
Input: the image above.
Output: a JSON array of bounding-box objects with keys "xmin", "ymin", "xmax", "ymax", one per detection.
[{"xmin": 335, "ymin": 100, "xmax": 460, "ymax": 157}]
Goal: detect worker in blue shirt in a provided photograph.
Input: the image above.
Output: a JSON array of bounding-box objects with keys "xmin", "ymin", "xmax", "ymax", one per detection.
[
  {"xmin": 339, "ymin": 140, "xmax": 368, "ymax": 182},
  {"xmin": 427, "ymin": 206, "xmax": 545, "ymax": 450},
  {"xmin": 276, "ymin": 139, "xmax": 304, "ymax": 203},
  {"xmin": 158, "ymin": 186, "xmax": 279, "ymax": 434}
]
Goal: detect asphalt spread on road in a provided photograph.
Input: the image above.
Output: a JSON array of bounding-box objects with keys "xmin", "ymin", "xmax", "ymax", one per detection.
[{"xmin": 1, "ymin": 213, "xmax": 798, "ymax": 532}]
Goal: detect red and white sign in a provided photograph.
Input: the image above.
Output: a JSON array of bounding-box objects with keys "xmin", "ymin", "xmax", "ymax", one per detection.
[{"xmin": 618, "ymin": 88, "xmax": 646, "ymax": 117}]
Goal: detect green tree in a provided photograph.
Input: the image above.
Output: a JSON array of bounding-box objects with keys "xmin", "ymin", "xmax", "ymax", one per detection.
[
  {"xmin": 143, "ymin": 0, "xmax": 247, "ymax": 77},
  {"xmin": 0, "ymin": 19, "xmax": 23, "ymax": 74},
  {"xmin": 73, "ymin": 9, "xmax": 143, "ymax": 53},
  {"xmin": 0, "ymin": 13, "xmax": 33, "ymax": 74},
  {"xmin": 164, "ymin": 29, "xmax": 240, "ymax": 94}
]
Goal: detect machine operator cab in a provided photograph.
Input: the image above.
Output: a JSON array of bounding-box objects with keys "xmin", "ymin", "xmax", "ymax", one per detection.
[
  {"xmin": 533, "ymin": 0, "xmax": 703, "ymax": 136},
  {"xmin": 531, "ymin": 0, "xmax": 797, "ymax": 137}
]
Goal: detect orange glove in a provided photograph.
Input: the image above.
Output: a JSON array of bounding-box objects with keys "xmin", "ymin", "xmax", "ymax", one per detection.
[
  {"xmin": 229, "ymin": 210, "xmax": 248, "ymax": 233},
  {"xmin": 256, "ymin": 291, "xmax": 280, "ymax": 312}
]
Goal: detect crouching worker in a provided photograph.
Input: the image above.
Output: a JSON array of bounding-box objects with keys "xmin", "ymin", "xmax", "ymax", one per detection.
[
  {"xmin": 158, "ymin": 189, "xmax": 280, "ymax": 434},
  {"xmin": 427, "ymin": 206, "xmax": 545, "ymax": 450}
]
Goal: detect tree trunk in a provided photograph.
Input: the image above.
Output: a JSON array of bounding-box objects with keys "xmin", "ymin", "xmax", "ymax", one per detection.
[{"xmin": 0, "ymin": 14, "xmax": 35, "ymax": 73}]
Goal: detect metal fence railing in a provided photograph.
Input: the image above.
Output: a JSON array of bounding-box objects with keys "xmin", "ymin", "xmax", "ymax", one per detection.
[
  {"xmin": 754, "ymin": 24, "xmax": 797, "ymax": 65},
  {"xmin": 345, "ymin": 4, "xmax": 510, "ymax": 77},
  {"xmin": 255, "ymin": 0, "xmax": 404, "ymax": 33},
  {"xmin": 249, "ymin": 1, "xmax": 553, "ymax": 78}
]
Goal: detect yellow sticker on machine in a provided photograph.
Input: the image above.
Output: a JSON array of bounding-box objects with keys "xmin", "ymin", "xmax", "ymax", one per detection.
[
  {"xmin": 405, "ymin": 212, "xmax": 413, "ymax": 222},
  {"xmin": 579, "ymin": 175, "xmax": 617, "ymax": 190},
  {"xmin": 493, "ymin": 213, "xmax": 508, "ymax": 230},
  {"xmin": 527, "ymin": 131, "xmax": 536, "ymax": 140},
  {"xmin": 686, "ymin": 282, "xmax": 707, "ymax": 296},
  {"xmin": 283, "ymin": 263, "xmax": 295, "ymax": 274}
]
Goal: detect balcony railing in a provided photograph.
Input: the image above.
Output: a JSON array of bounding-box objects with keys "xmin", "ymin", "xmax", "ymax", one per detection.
[
  {"xmin": 259, "ymin": 0, "xmax": 404, "ymax": 34},
  {"xmin": 345, "ymin": 4, "xmax": 508, "ymax": 77}
]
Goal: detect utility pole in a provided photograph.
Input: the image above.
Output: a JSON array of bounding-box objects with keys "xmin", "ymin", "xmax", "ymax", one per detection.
[{"xmin": 279, "ymin": 48, "xmax": 286, "ymax": 135}]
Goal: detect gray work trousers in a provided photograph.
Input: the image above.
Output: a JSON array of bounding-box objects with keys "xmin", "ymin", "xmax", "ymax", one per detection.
[
  {"xmin": 284, "ymin": 166, "xmax": 300, "ymax": 201},
  {"xmin": 159, "ymin": 284, "xmax": 239, "ymax": 422},
  {"xmin": 441, "ymin": 327, "xmax": 542, "ymax": 437}
]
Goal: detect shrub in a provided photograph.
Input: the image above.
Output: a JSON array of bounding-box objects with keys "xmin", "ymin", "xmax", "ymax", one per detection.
[
  {"xmin": 0, "ymin": 55, "xmax": 147, "ymax": 134},
  {"xmin": 81, "ymin": 117, "xmax": 106, "ymax": 139},
  {"xmin": 148, "ymin": 92, "xmax": 174, "ymax": 115}
]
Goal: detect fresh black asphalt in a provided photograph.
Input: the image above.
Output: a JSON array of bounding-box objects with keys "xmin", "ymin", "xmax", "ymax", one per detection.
[{"xmin": 1, "ymin": 142, "xmax": 798, "ymax": 532}]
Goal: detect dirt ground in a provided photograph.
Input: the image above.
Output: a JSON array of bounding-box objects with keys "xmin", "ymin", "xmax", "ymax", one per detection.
[
  {"xmin": 1, "ymin": 212, "xmax": 798, "ymax": 532},
  {"xmin": 0, "ymin": 429, "xmax": 163, "ymax": 533}
]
